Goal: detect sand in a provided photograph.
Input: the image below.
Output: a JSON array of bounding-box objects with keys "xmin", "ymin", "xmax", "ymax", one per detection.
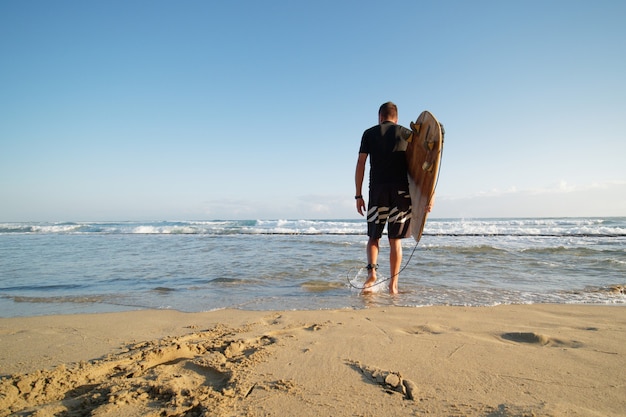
[{"xmin": 1, "ymin": 304, "xmax": 625, "ymax": 416}]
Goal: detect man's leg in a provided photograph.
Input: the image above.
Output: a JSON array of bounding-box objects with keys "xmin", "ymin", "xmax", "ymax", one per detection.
[
  {"xmin": 388, "ymin": 238, "xmax": 403, "ymax": 294},
  {"xmin": 362, "ymin": 236, "xmax": 380, "ymax": 293}
]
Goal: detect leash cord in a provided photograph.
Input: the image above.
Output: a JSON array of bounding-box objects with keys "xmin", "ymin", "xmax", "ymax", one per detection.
[{"xmin": 346, "ymin": 239, "xmax": 420, "ymax": 290}]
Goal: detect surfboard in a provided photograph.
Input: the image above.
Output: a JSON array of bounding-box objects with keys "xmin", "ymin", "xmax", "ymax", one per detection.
[{"xmin": 406, "ymin": 110, "xmax": 444, "ymax": 243}]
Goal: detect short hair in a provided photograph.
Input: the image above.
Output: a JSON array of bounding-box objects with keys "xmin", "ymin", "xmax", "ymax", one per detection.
[{"xmin": 378, "ymin": 102, "xmax": 398, "ymax": 120}]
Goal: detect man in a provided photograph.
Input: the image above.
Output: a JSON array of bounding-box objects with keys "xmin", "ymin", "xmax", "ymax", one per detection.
[{"xmin": 355, "ymin": 102, "xmax": 413, "ymax": 294}]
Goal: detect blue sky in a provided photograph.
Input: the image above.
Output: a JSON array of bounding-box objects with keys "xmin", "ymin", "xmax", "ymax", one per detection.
[{"xmin": 1, "ymin": 0, "xmax": 625, "ymax": 221}]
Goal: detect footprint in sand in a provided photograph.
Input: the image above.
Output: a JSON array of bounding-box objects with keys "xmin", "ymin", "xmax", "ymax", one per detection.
[
  {"xmin": 0, "ymin": 325, "xmax": 278, "ymax": 417},
  {"xmin": 401, "ymin": 323, "xmax": 457, "ymax": 335},
  {"xmin": 501, "ymin": 332, "xmax": 583, "ymax": 348}
]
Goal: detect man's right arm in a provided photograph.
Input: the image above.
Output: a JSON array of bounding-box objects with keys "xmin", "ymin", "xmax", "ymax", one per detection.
[{"xmin": 355, "ymin": 153, "xmax": 367, "ymax": 216}]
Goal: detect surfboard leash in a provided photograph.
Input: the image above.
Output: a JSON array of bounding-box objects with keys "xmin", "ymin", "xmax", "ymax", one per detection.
[
  {"xmin": 428, "ymin": 122, "xmax": 445, "ymax": 206},
  {"xmin": 346, "ymin": 240, "xmax": 420, "ymax": 291}
]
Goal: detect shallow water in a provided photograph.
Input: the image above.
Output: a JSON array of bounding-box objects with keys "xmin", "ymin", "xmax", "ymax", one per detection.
[{"xmin": 1, "ymin": 218, "xmax": 624, "ymax": 317}]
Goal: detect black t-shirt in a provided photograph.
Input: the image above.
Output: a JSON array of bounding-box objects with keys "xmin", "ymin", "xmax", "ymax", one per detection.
[{"xmin": 359, "ymin": 121, "xmax": 412, "ymax": 187}]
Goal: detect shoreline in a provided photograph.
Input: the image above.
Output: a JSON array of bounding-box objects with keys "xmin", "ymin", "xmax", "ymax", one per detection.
[{"xmin": 1, "ymin": 304, "xmax": 625, "ymax": 416}]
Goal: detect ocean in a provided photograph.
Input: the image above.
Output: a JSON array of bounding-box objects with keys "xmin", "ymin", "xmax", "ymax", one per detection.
[{"xmin": 0, "ymin": 217, "xmax": 624, "ymax": 317}]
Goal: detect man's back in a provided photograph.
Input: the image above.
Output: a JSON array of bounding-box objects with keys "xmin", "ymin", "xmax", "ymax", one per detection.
[{"xmin": 359, "ymin": 121, "xmax": 411, "ymax": 186}]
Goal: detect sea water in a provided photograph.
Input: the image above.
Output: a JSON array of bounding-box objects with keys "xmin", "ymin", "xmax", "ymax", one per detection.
[{"xmin": 0, "ymin": 218, "xmax": 624, "ymax": 317}]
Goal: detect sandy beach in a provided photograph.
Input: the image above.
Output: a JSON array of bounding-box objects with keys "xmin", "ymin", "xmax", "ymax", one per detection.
[{"xmin": 1, "ymin": 304, "xmax": 625, "ymax": 416}]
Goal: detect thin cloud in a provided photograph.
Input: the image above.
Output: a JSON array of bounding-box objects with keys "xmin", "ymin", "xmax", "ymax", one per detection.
[{"xmin": 435, "ymin": 181, "xmax": 626, "ymax": 218}]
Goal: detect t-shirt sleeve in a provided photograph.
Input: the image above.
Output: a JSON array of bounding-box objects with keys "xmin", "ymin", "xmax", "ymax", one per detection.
[{"xmin": 358, "ymin": 131, "xmax": 369, "ymax": 154}]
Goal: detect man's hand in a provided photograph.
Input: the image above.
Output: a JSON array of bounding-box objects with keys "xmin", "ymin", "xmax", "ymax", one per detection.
[
  {"xmin": 356, "ymin": 197, "xmax": 366, "ymax": 216},
  {"xmin": 426, "ymin": 195, "xmax": 435, "ymax": 213}
]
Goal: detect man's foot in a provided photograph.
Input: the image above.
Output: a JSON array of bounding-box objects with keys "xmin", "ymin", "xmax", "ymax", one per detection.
[
  {"xmin": 361, "ymin": 264, "xmax": 379, "ymax": 294},
  {"xmin": 389, "ymin": 279, "xmax": 398, "ymax": 295},
  {"xmin": 361, "ymin": 275, "xmax": 377, "ymax": 294}
]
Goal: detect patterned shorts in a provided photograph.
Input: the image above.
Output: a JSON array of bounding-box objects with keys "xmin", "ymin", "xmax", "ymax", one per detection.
[{"xmin": 367, "ymin": 184, "xmax": 412, "ymax": 239}]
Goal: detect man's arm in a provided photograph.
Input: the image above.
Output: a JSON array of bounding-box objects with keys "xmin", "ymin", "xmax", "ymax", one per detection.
[{"xmin": 355, "ymin": 153, "xmax": 368, "ymax": 216}]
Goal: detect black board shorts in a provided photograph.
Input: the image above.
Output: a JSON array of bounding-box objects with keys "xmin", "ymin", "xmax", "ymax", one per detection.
[{"xmin": 367, "ymin": 184, "xmax": 412, "ymax": 239}]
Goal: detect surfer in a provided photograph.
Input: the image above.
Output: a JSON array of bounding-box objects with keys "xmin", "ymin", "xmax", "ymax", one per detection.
[{"xmin": 355, "ymin": 102, "xmax": 413, "ymax": 295}]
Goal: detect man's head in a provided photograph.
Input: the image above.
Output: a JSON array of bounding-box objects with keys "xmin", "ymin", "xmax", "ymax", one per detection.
[{"xmin": 378, "ymin": 102, "xmax": 398, "ymax": 124}]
